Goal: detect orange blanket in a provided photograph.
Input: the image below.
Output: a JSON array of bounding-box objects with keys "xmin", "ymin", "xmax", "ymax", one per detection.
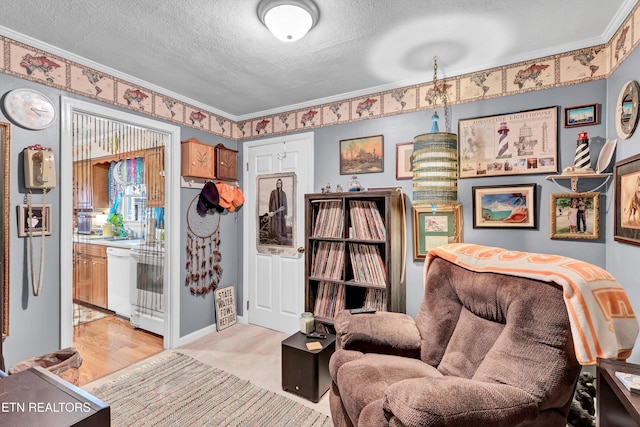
[{"xmin": 426, "ymin": 243, "xmax": 639, "ymax": 365}]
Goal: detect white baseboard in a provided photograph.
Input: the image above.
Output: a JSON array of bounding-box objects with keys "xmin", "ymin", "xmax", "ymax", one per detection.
[
  {"xmin": 174, "ymin": 315, "xmax": 248, "ymax": 347},
  {"xmin": 175, "ymin": 324, "xmax": 218, "ymax": 347}
]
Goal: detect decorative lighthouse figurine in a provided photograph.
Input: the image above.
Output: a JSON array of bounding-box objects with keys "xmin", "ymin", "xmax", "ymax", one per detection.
[{"xmin": 573, "ymin": 130, "xmax": 592, "ymax": 171}]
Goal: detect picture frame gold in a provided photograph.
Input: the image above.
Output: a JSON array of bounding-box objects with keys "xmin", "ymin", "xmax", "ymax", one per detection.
[
  {"xmin": 472, "ymin": 184, "xmax": 537, "ymax": 229},
  {"xmin": 614, "ymin": 153, "xmax": 640, "ymax": 245},
  {"xmin": 395, "ymin": 142, "xmax": 413, "ymax": 180},
  {"xmin": 339, "ymin": 135, "xmax": 384, "ymax": 175},
  {"xmin": 1, "ymin": 123, "xmax": 9, "ymax": 338},
  {"xmin": 549, "ymin": 192, "xmax": 600, "ymax": 240},
  {"xmin": 412, "ymin": 203, "xmax": 462, "ymax": 260}
]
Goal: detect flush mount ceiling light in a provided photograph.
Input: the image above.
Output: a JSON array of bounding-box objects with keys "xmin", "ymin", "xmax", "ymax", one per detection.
[{"xmin": 258, "ymin": 0, "xmax": 319, "ymax": 42}]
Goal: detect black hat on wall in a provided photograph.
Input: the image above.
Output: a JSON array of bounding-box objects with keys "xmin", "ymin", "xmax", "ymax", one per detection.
[{"xmin": 197, "ymin": 181, "xmax": 224, "ymax": 214}]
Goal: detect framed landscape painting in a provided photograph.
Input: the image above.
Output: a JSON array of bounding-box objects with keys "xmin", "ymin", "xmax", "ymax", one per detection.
[
  {"xmin": 472, "ymin": 184, "xmax": 537, "ymax": 229},
  {"xmin": 564, "ymin": 103, "xmax": 599, "ymax": 128},
  {"xmin": 339, "ymin": 135, "xmax": 384, "ymax": 175}
]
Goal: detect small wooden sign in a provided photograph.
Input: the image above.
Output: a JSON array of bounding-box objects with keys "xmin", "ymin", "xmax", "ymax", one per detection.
[{"xmin": 214, "ymin": 286, "xmax": 237, "ymax": 331}]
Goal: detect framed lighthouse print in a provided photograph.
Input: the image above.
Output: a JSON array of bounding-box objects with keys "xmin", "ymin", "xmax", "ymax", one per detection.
[{"xmin": 458, "ymin": 106, "xmax": 558, "ymax": 178}]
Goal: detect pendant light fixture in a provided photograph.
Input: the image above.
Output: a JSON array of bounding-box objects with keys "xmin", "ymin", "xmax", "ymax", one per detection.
[
  {"xmin": 412, "ymin": 58, "xmax": 459, "ymax": 207},
  {"xmin": 258, "ymin": 0, "xmax": 319, "ymax": 42}
]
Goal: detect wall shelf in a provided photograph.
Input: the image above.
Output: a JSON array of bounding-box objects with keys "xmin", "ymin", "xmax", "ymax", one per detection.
[{"xmin": 546, "ymin": 173, "xmax": 612, "ymax": 192}]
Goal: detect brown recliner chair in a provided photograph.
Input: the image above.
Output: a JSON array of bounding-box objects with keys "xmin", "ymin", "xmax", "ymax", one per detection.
[{"xmin": 329, "ymin": 254, "xmax": 582, "ymax": 426}]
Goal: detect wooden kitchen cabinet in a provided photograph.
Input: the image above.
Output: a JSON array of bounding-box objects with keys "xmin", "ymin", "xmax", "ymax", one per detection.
[
  {"xmin": 72, "ymin": 161, "xmax": 109, "ymax": 210},
  {"xmin": 145, "ymin": 146, "xmax": 165, "ymax": 208},
  {"xmin": 73, "ymin": 251, "xmax": 92, "ymax": 304},
  {"xmin": 73, "ymin": 243, "xmax": 107, "ymax": 308},
  {"xmin": 92, "ymin": 162, "xmax": 110, "ymax": 210},
  {"xmin": 73, "ymin": 161, "xmax": 92, "ymax": 209}
]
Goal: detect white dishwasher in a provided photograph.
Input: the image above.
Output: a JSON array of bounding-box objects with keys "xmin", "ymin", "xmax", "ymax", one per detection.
[{"xmin": 106, "ymin": 247, "xmax": 136, "ymax": 318}]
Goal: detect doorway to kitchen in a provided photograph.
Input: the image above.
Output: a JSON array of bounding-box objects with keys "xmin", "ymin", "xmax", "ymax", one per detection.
[{"xmin": 59, "ymin": 97, "xmax": 181, "ymax": 356}]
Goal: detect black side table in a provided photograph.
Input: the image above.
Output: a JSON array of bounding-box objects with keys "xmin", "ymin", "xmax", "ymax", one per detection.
[{"xmin": 282, "ymin": 332, "xmax": 336, "ymax": 403}]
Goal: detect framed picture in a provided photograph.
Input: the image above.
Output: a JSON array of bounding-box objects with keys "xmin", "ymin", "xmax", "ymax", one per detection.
[
  {"xmin": 339, "ymin": 135, "xmax": 384, "ymax": 175},
  {"xmin": 256, "ymin": 172, "xmax": 297, "ymax": 255},
  {"xmin": 18, "ymin": 204, "xmax": 52, "ymax": 237},
  {"xmin": 412, "ymin": 203, "xmax": 462, "ymax": 260},
  {"xmin": 564, "ymin": 103, "xmax": 599, "ymax": 128},
  {"xmin": 1, "ymin": 122, "xmax": 9, "ymax": 337},
  {"xmin": 549, "ymin": 192, "xmax": 600, "ymax": 240},
  {"xmin": 458, "ymin": 106, "xmax": 558, "ymax": 178},
  {"xmin": 472, "ymin": 184, "xmax": 537, "ymax": 229},
  {"xmin": 395, "ymin": 142, "xmax": 413, "ymax": 180},
  {"xmin": 614, "ymin": 153, "xmax": 640, "ymax": 246}
]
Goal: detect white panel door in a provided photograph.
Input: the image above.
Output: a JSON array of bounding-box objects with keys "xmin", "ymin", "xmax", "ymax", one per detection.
[{"xmin": 245, "ymin": 133, "xmax": 314, "ymax": 333}]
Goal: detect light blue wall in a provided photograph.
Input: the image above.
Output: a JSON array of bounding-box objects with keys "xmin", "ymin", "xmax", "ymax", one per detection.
[
  {"xmin": 3, "ymin": 46, "xmax": 640, "ymax": 367},
  {"xmin": 606, "ymin": 46, "xmax": 640, "ymax": 363},
  {"xmin": 260, "ymin": 79, "xmax": 609, "ymax": 319},
  {"xmin": 0, "ymin": 73, "xmax": 239, "ymax": 367},
  {"xmin": 177, "ymin": 128, "xmax": 239, "ymax": 337}
]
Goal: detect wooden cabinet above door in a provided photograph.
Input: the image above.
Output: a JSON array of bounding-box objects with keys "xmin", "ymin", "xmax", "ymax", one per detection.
[
  {"xmin": 215, "ymin": 143, "xmax": 238, "ymax": 181},
  {"xmin": 180, "ymin": 138, "xmax": 238, "ymax": 182}
]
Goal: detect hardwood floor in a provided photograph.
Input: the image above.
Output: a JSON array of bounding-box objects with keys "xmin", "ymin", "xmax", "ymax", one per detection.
[{"xmin": 73, "ymin": 313, "xmax": 163, "ymax": 386}]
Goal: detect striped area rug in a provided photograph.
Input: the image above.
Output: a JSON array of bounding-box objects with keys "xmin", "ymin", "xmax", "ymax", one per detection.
[{"xmin": 89, "ymin": 352, "xmax": 333, "ymax": 427}]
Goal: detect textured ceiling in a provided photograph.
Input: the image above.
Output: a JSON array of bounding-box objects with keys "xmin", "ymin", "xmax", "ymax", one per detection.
[{"xmin": 0, "ymin": 0, "xmax": 636, "ymax": 120}]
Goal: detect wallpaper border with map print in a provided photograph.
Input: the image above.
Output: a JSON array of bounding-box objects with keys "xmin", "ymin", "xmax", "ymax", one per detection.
[{"xmin": 0, "ymin": 3, "xmax": 638, "ymax": 142}]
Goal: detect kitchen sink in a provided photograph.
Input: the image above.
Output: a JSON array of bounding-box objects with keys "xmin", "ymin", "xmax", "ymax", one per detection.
[{"xmin": 101, "ymin": 236, "xmax": 130, "ymax": 241}]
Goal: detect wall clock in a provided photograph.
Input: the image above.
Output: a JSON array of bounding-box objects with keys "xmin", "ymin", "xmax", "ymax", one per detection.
[
  {"xmin": 3, "ymin": 88, "xmax": 57, "ymax": 130},
  {"xmin": 615, "ymin": 80, "xmax": 640, "ymax": 139}
]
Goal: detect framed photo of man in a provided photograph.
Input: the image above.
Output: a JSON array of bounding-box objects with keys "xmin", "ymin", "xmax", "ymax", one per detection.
[{"xmin": 256, "ymin": 172, "xmax": 297, "ymax": 255}]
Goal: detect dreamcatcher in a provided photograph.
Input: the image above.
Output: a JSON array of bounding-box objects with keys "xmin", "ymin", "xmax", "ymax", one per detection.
[{"xmin": 186, "ymin": 194, "xmax": 222, "ymax": 295}]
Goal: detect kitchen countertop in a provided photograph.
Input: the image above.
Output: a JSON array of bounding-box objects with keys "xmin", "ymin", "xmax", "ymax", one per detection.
[{"xmin": 73, "ymin": 234, "xmax": 163, "ymax": 250}]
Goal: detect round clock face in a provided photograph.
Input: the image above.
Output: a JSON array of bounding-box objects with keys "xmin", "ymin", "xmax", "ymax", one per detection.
[{"xmin": 4, "ymin": 88, "xmax": 57, "ymax": 130}]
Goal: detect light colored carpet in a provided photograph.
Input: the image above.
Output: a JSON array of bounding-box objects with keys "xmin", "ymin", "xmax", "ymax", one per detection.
[
  {"xmin": 175, "ymin": 323, "xmax": 332, "ymax": 417},
  {"xmin": 88, "ymin": 351, "xmax": 332, "ymax": 426}
]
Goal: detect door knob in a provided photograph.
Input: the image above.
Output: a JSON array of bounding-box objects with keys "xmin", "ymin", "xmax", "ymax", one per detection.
[{"xmin": 297, "ymin": 247, "xmax": 305, "ymax": 253}]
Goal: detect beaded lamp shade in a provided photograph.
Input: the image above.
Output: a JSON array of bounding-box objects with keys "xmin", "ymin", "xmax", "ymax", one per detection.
[
  {"xmin": 412, "ymin": 58, "xmax": 458, "ymax": 206},
  {"xmin": 412, "ymin": 132, "xmax": 458, "ymax": 205}
]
